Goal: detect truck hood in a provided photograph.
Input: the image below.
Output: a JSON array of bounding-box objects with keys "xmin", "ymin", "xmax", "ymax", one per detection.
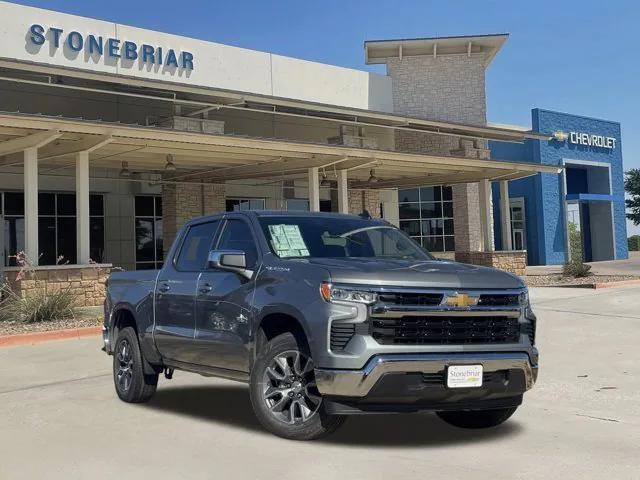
[{"xmin": 301, "ymin": 258, "xmax": 524, "ymax": 290}]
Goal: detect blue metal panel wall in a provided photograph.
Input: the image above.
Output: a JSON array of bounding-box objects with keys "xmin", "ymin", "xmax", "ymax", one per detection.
[{"xmin": 490, "ymin": 108, "xmax": 628, "ymax": 265}]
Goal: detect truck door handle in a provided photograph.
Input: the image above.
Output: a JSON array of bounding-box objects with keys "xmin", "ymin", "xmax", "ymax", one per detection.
[
  {"xmin": 199, "ymin": 283, "xmax": 213, "ymax": 294},
  {"xmin": 158, "ymin": 283, "xmax": 171, "ymax": 293}
]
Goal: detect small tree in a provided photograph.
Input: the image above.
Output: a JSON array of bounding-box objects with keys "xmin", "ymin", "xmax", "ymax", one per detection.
[
  {"xmin": 567, "ymin": 221, "xmax": 583, "ymax": 262},
  {"xmin": 625, "ymin": 169, "xmax": 640, "ymax": 226},
  {"xmin": 563, "ymin": 221, "xmax": 591, "ymax": 277}
]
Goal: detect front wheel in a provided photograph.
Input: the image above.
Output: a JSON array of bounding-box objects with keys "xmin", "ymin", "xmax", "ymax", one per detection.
[
  {"xmin": 249, "ymin": 332, "xmax": 345, "ymax": 440},
  {"xmin": 112, "ymin": 326, "xmax": 158, "ymax": 403},
  {"xmin": 436, "ymin": 407, "xmax": 518, "ymax": 429}
]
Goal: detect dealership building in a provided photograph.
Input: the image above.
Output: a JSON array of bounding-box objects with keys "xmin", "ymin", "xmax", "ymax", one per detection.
[{"xmin": 0, "ymin": 1, "xmax": 628, "ymax": 305}]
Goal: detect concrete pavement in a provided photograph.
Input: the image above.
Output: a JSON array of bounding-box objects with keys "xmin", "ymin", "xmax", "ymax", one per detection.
[
  {"xmin": 527, "ymin": 255, "xmax": 640, "ymax": 276},
  {"xmin": 1, "ymin": 286, "xmax": 639, "ymax": 479}
]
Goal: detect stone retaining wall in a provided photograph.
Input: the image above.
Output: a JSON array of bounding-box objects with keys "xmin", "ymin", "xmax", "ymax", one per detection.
[
  {"xmin": 3, "ymin": 264, "xmax": 111, "ymax": 307},
  {"xmin": 455, "ymin": 251, "xmax": 527, "ymax": 277}
]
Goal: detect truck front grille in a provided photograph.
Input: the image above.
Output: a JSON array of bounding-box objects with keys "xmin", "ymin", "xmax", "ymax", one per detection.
[
  {"xmin": 371, "ymin": 315, "xmax": 520, "ymax": 345},
  {"xmin": 330, "ymin": 323, "xmax": 355, "ymax": 351},
  {"xmin": 477, "ymin": 293, "xmax": 520, "ymax": 307},
  {"xmin": 377, "ymin": 292, "xmax": 443, "ymax": 306}
]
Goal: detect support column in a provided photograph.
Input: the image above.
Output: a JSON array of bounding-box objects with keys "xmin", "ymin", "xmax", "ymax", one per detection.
[
  {"xmin": 337, "ymin": 169, "xmax": 349, "ymax": 214},
  {"xmin": 24, "ymin": 147, "xmax": 39, "ymax": 265},
  {"xmin": 308, "ymin": 167, "xmax": 320, "ymax": 212},
  {"xmin": 76, "ymin": 151, "xmax": 90, "ymax": 264},
  {"xmin": 478, "ymin": 179, "xmax": 494, "ymax": 252},
  {"xmin": 499, "ymin": 180, "xmax": 513, "ymax": 251}
]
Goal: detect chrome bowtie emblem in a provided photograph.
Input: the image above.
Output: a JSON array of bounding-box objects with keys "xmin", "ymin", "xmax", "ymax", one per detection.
[{"xmin": 442, "ymin": 292, "xmax": 480, "ymax": 308}]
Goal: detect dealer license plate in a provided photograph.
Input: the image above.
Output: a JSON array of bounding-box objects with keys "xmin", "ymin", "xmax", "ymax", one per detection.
[{"xmin": 447, "ymin": 365, "xmax": 483, "ymax": 388}]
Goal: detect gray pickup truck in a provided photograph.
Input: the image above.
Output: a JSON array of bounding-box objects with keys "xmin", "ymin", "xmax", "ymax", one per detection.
[{"xmin": 103, "ymin": 211, "xmax": 538, "ymax": 440}]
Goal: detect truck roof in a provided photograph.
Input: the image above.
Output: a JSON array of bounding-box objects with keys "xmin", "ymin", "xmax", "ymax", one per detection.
[{"xmin": 185, "ymin": 210, "xmax": 388, "ymax": 224}]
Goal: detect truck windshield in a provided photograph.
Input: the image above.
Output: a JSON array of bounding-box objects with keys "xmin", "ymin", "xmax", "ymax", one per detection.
[{"xmin": 258, "ymin": 216, "xmax": 432, "ymax": 260}]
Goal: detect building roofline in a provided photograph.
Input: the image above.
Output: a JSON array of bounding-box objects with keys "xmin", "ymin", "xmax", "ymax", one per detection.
[
  {"xmin": 364, "ymin": 33, "xmax": 509, "ymax": 66},
  {"xmin": 365, "ymin": 33, "xmax": 509, "ymax": 45},
  {"xmin": 533, "ymin": 108, "xmax": 621, "ymax": 127}
]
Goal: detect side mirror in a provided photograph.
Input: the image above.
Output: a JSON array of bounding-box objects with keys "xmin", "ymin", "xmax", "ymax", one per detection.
[{"xmin": 207, "ymin": 250, "xmax": 253, "ymax": 279}]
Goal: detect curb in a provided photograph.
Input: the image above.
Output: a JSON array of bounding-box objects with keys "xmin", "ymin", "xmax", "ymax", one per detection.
[
  {"xmin": 591, "ymin": 279, "xmax": 640, "ymax": 289},
  {"xmin": 0, "ymin": 326, "xmax": 102, "ymax": 348},
  {"xmin": 530, "ymin": 279, "xmax": 640, "ymax": 289}
]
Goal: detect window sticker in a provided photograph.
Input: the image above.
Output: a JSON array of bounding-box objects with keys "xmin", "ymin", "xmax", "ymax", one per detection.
[{"xmin": 268, "ymin": 224, "xmax": 310, "ymax": 257}]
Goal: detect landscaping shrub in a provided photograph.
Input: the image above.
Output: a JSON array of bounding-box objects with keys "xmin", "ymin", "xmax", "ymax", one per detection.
[
  {"xmin": 628, "ymin": 235, "xmax": 640, "ymax": 252},
  {"xmin": 562, "ymin": 261, "xmax": 592, "ymax": 278},
  {"xmin": 561, "ymin": 220, "xmax": 592, "ymax": 278},
  {"xmin": 0, "ymin": 283, "xmax": 77, "ymax": 323},
  {"xmin": 0, "ymin": 251, "xmax": 78, "ymax": 323}
]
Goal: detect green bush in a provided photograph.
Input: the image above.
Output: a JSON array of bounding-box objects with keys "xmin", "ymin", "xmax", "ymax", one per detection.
[
  {"xmin": 629, "ymin": 235, "xmax": 640, "ymax": 252},
  {"xmin": 562, "ymin": 220, "xmax": 591, "ymax": 278},
  {"xmin": 562, "ymin": 261, "xmax": 592, "ymax": 278},
  {"xmin": 0, "ymin": 284, "xmax": 77, "ymax": 323}
]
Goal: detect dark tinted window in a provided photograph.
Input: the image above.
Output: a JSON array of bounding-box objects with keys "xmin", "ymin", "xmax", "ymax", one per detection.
[
  {"xmin": 176, "ymin": 221, "xmax": 219, "ymax": 271},
  {"xmin": 57, "ymin": 193, "xmax": 76, "ymax": 215},
  {"xmin": 216, "ymin": 219, "xmax": 258, "ymax": 268},
  {"xmin": 135, "ymin": 196, "xmax": 155, "ymax": 216},
  {"xmin": 398, "ymin": 188, "xmax": 419, "ymax": 203},
  {"xmin": 90, "ymin": 217, "xmax": 105, "ymax": 263},
  {"xmin": 135, "ymin": 219, "xmax": 155, "ymax": 262},
  {"xmin": 38, "ymin": 217, "xmax": 56, "ymax": 265},
  {"xmin": 154, "ymin": 197, "xmax": 163, "ymax": 217},
  {"xmin": 4, "ymin": 192, "xmax": 24, "ymax": 216},
  {"xmin": 90, "ymin": 195, "xmax": 104, "ymax": 216},
  {"xmin": 39, "ymin": 193, "xmax": 55, "ymax": 215},
  {"xmin": 57, "ymin": 217, "xmax": 77, "ymax": 264}
]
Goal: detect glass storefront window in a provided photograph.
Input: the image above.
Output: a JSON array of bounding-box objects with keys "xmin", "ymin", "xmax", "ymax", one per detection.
[
  {"xmin": 1, "ymin": 192, "xmax": 105, "ymax": 266},
  {"xmin": 135, "ymin": 196, "xmax": 163, "ymax": 270},
  {"xmin": 226, "ymin": 198, "xmax": 266, "ymax": 212},
  {"xmin": 398, "ymin": 186, "xmax": 455, "ymax": 252}
]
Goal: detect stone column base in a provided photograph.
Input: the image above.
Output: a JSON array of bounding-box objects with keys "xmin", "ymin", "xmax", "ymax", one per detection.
[{"xmin": 455, "ymin": 251, "xmax": 527, "ymax": 277}]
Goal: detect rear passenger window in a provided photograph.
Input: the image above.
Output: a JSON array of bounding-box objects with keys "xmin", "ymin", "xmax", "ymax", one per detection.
[
  {"xmin": 217, "ymin": 219, "xmax": 258, "ymax": 268},
  {"xmin": 175, "ymin": 221, "xmax": 220, "ymax": 271}
]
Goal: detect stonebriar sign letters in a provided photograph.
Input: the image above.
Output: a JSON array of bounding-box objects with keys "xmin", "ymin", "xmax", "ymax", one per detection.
[{"xmin": 28, "ymin": 24, "xmax": 195, "ymax": 70}]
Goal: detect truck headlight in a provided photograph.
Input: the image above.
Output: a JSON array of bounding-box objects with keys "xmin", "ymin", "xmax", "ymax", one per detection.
[
  {"xmin": 519, "ymin": 290, "xmax": 529, "ymax": 307},
  {"xmin": 320, "ymin": 282, "xmax": 377, "ymax": 305}
]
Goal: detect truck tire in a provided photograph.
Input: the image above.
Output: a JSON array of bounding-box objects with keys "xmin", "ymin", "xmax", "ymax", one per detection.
[
  {"xmin": 113, "ymin": 326, "xmax": 158, "ymax": 403},
  {"xmin": 249, "ymin": 332, "xmax": 345, "ymax": 440},
  {"xmin": 436, "ymin": 407, "xmax": 518, "ymax": 429}
]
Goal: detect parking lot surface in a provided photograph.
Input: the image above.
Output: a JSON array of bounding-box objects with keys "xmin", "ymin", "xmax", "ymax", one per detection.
[{"xmin": 1, "ymin": 286, "xmax": 639, "ymax": 480}]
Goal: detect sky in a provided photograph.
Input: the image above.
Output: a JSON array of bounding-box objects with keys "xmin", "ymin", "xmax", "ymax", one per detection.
[{"xmin": 11, "ymin": 0, "xmax": 640, "ymax": 235}]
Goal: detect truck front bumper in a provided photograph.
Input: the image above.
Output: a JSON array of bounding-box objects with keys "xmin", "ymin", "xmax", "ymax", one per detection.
[{"xmin": 314, "ymin": 352, "xmax": 537, "ymax": 413}]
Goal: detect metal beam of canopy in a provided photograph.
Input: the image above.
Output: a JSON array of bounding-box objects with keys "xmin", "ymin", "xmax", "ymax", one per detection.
[{"xmin": 0, "ymin": 114, "xmax": 561, "ymax": 183}]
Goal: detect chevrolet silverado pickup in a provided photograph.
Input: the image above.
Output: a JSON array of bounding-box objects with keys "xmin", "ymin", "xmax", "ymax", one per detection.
[{"xmin": 103, "ymin": 211, "xmax": 538, "ymax": 440}]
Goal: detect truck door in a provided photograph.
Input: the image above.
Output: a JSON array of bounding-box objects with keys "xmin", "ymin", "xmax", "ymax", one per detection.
[
  {"xmin": 154, "ymin": 220, "xmax": 220, "ymax": 364},
  {"xmin": 193, "ymin": 217, "xmax": 259, "ymax": 372}
]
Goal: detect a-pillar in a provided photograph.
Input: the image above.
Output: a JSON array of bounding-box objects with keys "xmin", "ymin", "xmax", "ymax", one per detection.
[
  {"xmin": 76, "ymin": 151, "xmax": 90, "ymax": 264},
  {"xmin": 499, "ymin": 180, "xmax": 513, "ymax": 250},
  {"xmin": 478, "ymin": 179, "xmax": 494, "ymax": 251},
  {"xmin": 24, "ymin": 147, "xmax": 39, "ymax": 264},
  {"xmin": 337, "ymin": 169, "xmax": 349, "ymax": 214},
  {"xmin": 308, "ymin": 167, "xmax": 320, "ymax": 212}
]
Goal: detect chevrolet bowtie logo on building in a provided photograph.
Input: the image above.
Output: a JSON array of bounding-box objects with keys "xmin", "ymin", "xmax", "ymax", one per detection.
[
  {"xmin": 552, "ymin": 130, "xmax": 569, "ymax": 142},
  {"xmin": 442, "ymin": 292, "xmax": 480, "ymax": 308}
]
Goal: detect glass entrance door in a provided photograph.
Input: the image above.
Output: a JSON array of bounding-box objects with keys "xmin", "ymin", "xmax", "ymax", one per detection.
[{"xmin": 509, "ymin": 198, "xmax": 527, "ymax": 251}]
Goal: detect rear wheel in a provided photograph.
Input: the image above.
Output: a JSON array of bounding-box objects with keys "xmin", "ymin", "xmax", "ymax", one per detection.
[
  {"xmin": 436, "ymin": 407, "xmax": 518, "ymax": 429},
  {"xmin": 249, "ymin": 332, "xmax": 345, "ymax": 440},
  {"xmin": 113, "ymin": 327, "xmax": 158, "ymax": 403}
]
